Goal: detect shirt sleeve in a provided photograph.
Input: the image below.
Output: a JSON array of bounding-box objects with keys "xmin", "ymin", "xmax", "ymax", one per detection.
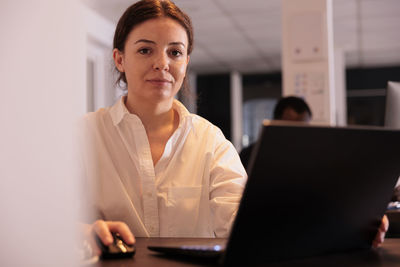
[{"xmin": 209, "ymin": 129, "xmax": 247, "ymax": 237}]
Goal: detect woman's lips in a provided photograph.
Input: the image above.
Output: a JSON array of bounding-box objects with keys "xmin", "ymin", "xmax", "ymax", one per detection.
[{"xmin": 147, "ymin": 79, "xmax": 172, "ymax": 86}]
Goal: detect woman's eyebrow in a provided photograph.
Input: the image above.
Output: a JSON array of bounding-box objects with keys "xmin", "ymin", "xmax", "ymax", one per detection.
[
  {"xmin": 169, "ymin": 42, "xmax": 186, "ymax": 48},
  {"xmin": 134, "ymin": 39, "xmax": 186, "ymax": 48},
  {"xmin": 134, "ymin": 39, "xmax": 155, "ymax": 44}
]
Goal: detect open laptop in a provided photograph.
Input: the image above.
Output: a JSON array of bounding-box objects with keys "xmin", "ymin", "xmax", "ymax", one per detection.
[{"xmin": 148, "ymin": 121, "xmax": 400, "ymax": 265}]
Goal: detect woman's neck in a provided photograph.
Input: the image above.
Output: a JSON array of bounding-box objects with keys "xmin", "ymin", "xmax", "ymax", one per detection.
[{"xmin": 124, "ymin": 95, "xmax": 175, "ymax": 132}]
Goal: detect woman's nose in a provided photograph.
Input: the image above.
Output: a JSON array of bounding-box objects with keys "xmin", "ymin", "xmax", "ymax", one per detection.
[{"xmin": 153, "ymin": 53, "xmax": 169, "ymax": 71}]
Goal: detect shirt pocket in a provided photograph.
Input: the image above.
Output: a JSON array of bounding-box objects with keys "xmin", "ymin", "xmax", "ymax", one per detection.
[{"xmin": 167, "ymin": 186, "xmax": 203, "ymax": 237}]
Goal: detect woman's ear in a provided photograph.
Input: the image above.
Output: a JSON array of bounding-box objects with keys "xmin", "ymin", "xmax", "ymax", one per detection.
[{"xmin": 113, "ymin": 48, "xmax": 124, "ymax": 72}]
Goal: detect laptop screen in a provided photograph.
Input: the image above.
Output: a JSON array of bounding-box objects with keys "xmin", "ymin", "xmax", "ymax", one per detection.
[{"xmin": 223, "ymin": 121, "xmax": 400, "ymax": 265}]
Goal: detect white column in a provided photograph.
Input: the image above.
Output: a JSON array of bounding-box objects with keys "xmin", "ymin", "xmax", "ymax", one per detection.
[
  {"xmin": 231, "ymin": 71, "xmax": 243, "ymax": 151},
  {"xmin": 282, "ymin": 0, "xmax": 336, "ymax": 125},
  {"xmin": 0, "ymin": 1, "xmax": 85, "ymax": 266}
]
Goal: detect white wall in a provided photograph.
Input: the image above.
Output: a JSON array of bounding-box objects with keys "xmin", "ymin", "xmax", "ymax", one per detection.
[
  {"xmin": 0, "ymin": 1, "xmax": 85, "ymax": 266},
  {"xmin": 83, "ymin": 4, "xmax": 116, "ymax": 110}
]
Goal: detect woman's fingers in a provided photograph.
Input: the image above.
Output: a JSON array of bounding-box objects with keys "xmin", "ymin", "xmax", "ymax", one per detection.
[
  {"xmin": 381, "ymin": 215, "xmax": 389, "ymax": 232},
  {"xmin": 92, "ymin": 220, "xmax": 114, "ymax": 246},
  {"xmin": 104, "ymin": 221, "xmax": 135, "ymax": 245},
  {"xmin": 92, "ymin": 220, "xmax": 135, "ymax": 244},
  {"xmin": 372, "ymin": 215, "xmax": 389, "ymax": 248}
]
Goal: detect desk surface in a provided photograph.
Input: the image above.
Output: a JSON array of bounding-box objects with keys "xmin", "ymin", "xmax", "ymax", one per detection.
[{"xmin": 93, "ymin": 237, "xmax": 400, "ymax": 267}]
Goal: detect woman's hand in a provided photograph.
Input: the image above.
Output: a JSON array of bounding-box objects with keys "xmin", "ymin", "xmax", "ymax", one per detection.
[
  {"xmin": 372, "ymin": 215, "xmax": 389, "ymax": 248},
  {"xmin": 81, "ymin": 220, "xmax": 135, "ymax": 256}
]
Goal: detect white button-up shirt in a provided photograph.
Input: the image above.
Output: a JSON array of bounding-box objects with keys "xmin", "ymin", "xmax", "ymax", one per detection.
[{"xmin": 82, "ymin": 97, "xmax": 247, "ymax": 238}]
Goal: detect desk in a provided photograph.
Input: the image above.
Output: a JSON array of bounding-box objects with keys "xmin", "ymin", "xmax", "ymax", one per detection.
[{"xmin": 94, "ymin": 238, "xmax": 400, "ymax": 267}]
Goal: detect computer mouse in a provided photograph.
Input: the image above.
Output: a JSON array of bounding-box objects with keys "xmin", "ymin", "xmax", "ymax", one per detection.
[{"xmin": 95, "ymin": 232, "xmax": 136, "ymax": 259}]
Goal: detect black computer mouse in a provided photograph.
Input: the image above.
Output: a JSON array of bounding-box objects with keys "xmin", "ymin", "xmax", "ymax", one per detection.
[{"xmin": 96, "ymin": 232, "xmax": 136, "ymax": 259}]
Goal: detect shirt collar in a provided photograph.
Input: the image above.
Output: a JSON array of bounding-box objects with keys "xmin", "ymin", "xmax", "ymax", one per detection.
[
  {"xmin": 110, "ymin": 96, "xmax": 190, "ymax": 126},
  {"xmin": 172, "ymin": 98, "xmax": 190, "ymax": 121},
  {"xmin": 110, "ymin": 96, "xmax": 130, "ymax": 126}
]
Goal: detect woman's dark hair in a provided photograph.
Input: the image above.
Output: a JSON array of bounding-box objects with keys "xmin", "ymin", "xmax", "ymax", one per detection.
[
  {"xmin": 273, "ymin": 96, "xmax": 312, "ymax": 119},
  {"xmin": 113, "ymin": 0, "xmax": 193, "ymax": 91}
]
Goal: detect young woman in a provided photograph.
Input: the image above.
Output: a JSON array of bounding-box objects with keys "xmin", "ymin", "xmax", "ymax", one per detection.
[{"xmin": 82, "ymin": 0, "xmax": 246, "ymax": 254}]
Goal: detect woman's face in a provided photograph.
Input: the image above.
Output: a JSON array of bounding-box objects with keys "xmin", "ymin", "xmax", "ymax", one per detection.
[{"xmin": 113, "ymin": 17, "xmax": 189, "ymax": 104}]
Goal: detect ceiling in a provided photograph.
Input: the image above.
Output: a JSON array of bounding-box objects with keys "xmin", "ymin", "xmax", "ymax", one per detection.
[{"xmin": 83, "ymin": 0, "xmax": 400, "ymax": 74}]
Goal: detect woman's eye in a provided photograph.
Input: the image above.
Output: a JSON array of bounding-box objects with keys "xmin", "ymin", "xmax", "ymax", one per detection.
[
  {"xmin": 170, "ymin": 50, "xmax": 182, "ymax": 57},
  {"xmin": 138, "ymin": 48, "xmax": 151, "ymax": 55}
]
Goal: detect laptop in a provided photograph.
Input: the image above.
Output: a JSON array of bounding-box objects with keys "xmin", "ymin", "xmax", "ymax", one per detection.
[{"xmin": 148, "ymin": 121, "xmax": 400, "ymax": 265}]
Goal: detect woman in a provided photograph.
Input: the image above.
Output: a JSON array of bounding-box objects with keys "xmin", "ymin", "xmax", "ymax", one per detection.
[{"xmin": 82, "ymin": 0, "xmax": 246, "ymax": 253}]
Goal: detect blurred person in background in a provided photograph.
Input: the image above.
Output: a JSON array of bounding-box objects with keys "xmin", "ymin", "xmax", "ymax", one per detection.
[{"xmin": 240, "ymin": 96, "xmax": 312, "ymax": 170}]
